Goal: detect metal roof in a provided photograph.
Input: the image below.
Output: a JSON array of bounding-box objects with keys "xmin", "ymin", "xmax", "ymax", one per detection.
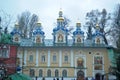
[{"xmin": 19, "ymin": 39, "xmax": 109, "ymax": 48}]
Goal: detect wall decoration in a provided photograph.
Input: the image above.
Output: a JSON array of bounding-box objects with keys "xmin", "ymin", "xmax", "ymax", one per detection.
[{"xmin": 58, "ymin": 34, "xmax": 63, "ymax": 42}]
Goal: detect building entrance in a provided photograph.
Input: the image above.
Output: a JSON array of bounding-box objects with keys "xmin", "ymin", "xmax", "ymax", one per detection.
[
  {"xmin": 77, "ymin": 70, "xmax": 84, "ymax": 80},
  {"xmin": 95, "ymin": 73, "xmax": 101, "ymax": 80}
]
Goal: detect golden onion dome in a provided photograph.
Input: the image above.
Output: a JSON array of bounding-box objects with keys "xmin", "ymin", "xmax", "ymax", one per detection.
[
  {"xmin": 57, "ymin": 17, "xmax": 64, "ymax": 22},
  {"xmin": 36, "ymin": 20, "xmax": 42, "ymax": 26},
  {"xmin": 76, "ymin": 20, "xmax": 81, "ymax": 27},
  {"xmin": 15, "ymin": 22, "xmax": 19, "ymax": 28},
  {"xmin": 96, "ymin": 23, "xmax": 100, "ymax": 29}
]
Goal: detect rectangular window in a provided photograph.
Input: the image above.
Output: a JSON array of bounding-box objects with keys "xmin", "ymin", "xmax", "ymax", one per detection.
[
  {"xmin": 29, "ymin": 55, "xmax": 33, "ymax": 62},
  {"xmin": 53, "ymin": 55, "xmax": 56, "ymax": 62},
  {"xmin": 64, "ymin": 56, "xmax": 68, "ymax": 62},
  {"xmin": 41, "ymin": 55, "xmax": 45, "ymax": 62},
  {"xmin": 0, "ymin": 49, "xmax": 9, "ymax": 58},
  {"xmin": 0, "ymin": 45, "xmax": 9, "ymax": 58},
  {"xmin": 94, "ymin": 56, "xmax": 103, "ymax": 70},
  {"xmin": 94, "ymin": 56, "xmax": 103, "ymax": 65},
  {"xmin": 2, "ymin": 50, "xmax": 8, "ymax": 57}
]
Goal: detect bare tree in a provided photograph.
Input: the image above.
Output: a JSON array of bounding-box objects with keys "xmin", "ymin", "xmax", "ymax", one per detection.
[
  {"xmin": 85, "ymin": 9, "xmax": 101, "ymax": 40},
  {"xmin": 85, "ymin": 9, "xmax": 111, "ymax": 44},
  {"xmin": 0, "ymin": 9, "xmax": 14, "ymax": 33},
  {"xmin": 17, "ymin": 11, "xmax": 38, "ymax": 38},
  {"xmin": 29, "ymin": 14, "xmax": 38, "ymax": 37},
  {"xmin": 63, "ymin": 17, "xmax": 74, "ymax": 36},
  {"xmin": 17, "ymin": 11, "xmax": 31, "ymax": 38},
  {"xmin": 0, "ymin": 10, "xmax": 13, "ymax": 43}
]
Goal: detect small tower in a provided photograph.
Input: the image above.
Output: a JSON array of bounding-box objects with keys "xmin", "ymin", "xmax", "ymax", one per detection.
[
  {"xmin": 92, "ymin": 24, "xmax": 104, "ymax": 44},
  {"xmin": 73, "ymin": 21, "xmax": 84, "ymax": 44},
  {"xmin": 11, "ymin": 22, "xmax": 21, "ymax": 43},
  {"xmin": 52, "ymin": 10, "xmax": 69, "ymax": 44},
  {"xmin": 32, "ymin": 20, "xmax": 45, "ymax": 44}
]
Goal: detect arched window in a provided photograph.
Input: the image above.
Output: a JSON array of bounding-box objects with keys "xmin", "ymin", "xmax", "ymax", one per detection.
[
  {"xmin": 36, "ymin": 36, "xmax": 41, "ymax": 43},
  {"xmin": 58, "ymin": 34, "xmax": 63, "ymax": 42},
  {"xmin": 62, "ymin": 70, "xmax": 67, "ymax": 77},
  {"xmin": 96, "ymin": 38, "xmax": 100, "ymax": 44},
  {"xmin": 30, "ymin": 69, "xmax": 35, "ymax": 77},
  {"xmin": 39, "ymin": 69, "xmax": 43, "ymax": 77},
  {"xmin": 55, "ymin": 70, "xmax": 59, "ymax": 77},
  {"xmin": 15, "ymin": 37, "xmax": 19, "ymax": 42},
  {"xmin": 77, "ymin": 70, "xmax": 84, "ymax": 79},
  {"xmin": 47, "ymin": 69, "xmax": 51, "ymax": 77},
  {"xmin": 77, "ymin": 37, "xmax": 81, "ymax": 43}
]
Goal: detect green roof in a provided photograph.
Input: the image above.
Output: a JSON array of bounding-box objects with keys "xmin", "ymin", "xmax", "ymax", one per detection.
[
  {"xmin": 19, "ymin": 39, "xmax": 109, "ymax": 48},
  {"xmin": 9, "ymin": 73, "xmax": 31, "ymax": 80}
]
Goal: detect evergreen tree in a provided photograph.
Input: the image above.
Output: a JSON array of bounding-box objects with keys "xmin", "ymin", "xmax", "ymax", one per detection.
[
  {"xmin": 112, "ymin": 4, "xmax": 120, "ymax": 48},
  {"xmin": 112, "ymin": 4, "xmax": 120, "ymax": 80},
  {"xmin": 116, "ymin": 55, "xmax": 120, "ymax": 80}
]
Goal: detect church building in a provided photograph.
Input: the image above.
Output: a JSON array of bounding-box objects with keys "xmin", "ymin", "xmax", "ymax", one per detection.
[{"xmin": 10, "ymin": 10, "xmax": 114, "ymax": 80}]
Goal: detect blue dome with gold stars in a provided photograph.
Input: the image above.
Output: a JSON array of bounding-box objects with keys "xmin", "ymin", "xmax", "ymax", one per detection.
[
  {"xmin": 73, "ymin": 22, "xmax": 84, "ymax": 36},
  {"xmin": 53, "ymin": 27, "xmax": 68, "ymax": 33},
  {"xmin": 92, "ymin": 24, "xmax": 103, "ymax": 37},
  {"xmin": 33, "ymin": 21, "xmax": 45, "ymax": 36},
  {"xmin": 33, "ymin": 27, "xmax": 45, "ymax": 35},
  {"xmin": 11, "ymin": 23, "xmax": 21, "ymax": 36}
]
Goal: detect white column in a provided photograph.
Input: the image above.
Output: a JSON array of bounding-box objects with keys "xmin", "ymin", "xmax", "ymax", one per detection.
[
  {"xmin": 59, "ymin": 50, "xmax": 62, "ymax": 67},
  {"xmin": 48, "ymin": 50, "xmax": 50, "ymax": 66},
  {"xmin": 19, "ymin": 52, "xmax": 22, "ymax": 67},
  {"xmin": 71, "ymin": 49, "xmax": 73, "ymax": 67},
  {"xmin": 36, "ymin": 49, "xmax": 38, "ymax": 66},
  {"xmin": 74, "ymin": 69, "xmax": 76, "ymax": 76},
  {"xmin": 24, "ymin": 49, "xmax": 27, "ymax": 66},
  {"xmin": 83, "ymin": 55, "xmax": 87, "ymax": 77}
]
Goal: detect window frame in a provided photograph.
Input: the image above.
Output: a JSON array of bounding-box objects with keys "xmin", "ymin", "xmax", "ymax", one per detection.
[
  {"xmin": 41, "ymin": 55, "xmax": 45, "ymax": 63},
  {"xmin": 64, "ymin": 55, "xmax": 68, "ymax": 63},
  {"xmin": 47, "ymin": 69, "xmax": 51, "ymax": 77},
  {"xmin": 0, "ymin": 45, "xmax": 9, "ymax": 58},
  {"xmin": 39, "ymin": 69, "xmax": 43, "ymax": 77},
  {"xmin": 29, "ymin": 55, "xmax": 33, "ymax": 62},
  {"xmin": 93, "ymin": 54, "xmax": 104, "ymax": 70},
  {"xmin": 53, "ymin": 55, "xmax": 57, "ymax": 63},
  {"xmin": 55, "ymin": 70, "xmax": 59, "ymax": 77},
  {"xmin": 62, "ymin": 70, "xmax": 67, "ymax": 77},
  {"xmin": 30, "ymin": 69, "xmax": 35, "ymax": 77}
]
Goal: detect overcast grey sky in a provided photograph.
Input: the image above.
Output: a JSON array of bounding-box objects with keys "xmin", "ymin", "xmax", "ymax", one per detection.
[{"xmin": 0, "ymin": 0, "xmax": 120, "ymax": 39}]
